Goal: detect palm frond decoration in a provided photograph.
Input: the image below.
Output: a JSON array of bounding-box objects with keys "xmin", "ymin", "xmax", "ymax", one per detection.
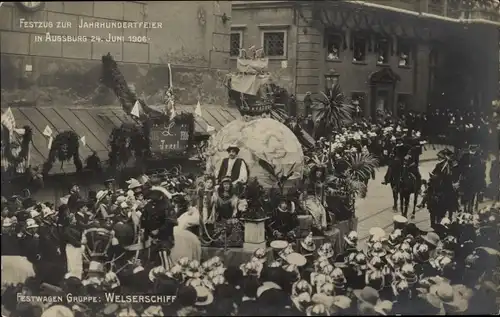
[
  {"xmin": 339, "ymin": 153, "xmax": 379, "ymax": 183},
  {"xmin": 326, "ymin": 174, "xmax": 366, "ymax": 198},
  {"xmin": 311, "ymin": 84, "xmax": 354, "ymax": 133}
]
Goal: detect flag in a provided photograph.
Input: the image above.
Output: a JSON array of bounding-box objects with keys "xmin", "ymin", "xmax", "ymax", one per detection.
[
  {"xmin": 206, "ymin": 124, "xmax": 215, "ymax": 133},
  {"xmin": 167, "ymin": 63, "xmax": 173, "ymax": 88},
  {"xmin": 1, "ymin": 107, "xmax": 16, "ymax": 132},
  {"xmin": 131, "ymin": 100, "xmax": 141, "ymax": 118},
  {"xmin": 43, "ymin": 125, "xmax": 53, "ymax": 137},
  {"xmin": 169, "ymin": 103, "xmax": 177, "ymax": 121},
  {"xmin": 47, "ymin": 137, "xmax": 53, "ymax": 150},
  {"xmin": 195, "ymin": 101, "xmax": 203, "ymax": 117},
  {"xmin": 80, "ymin": 136, "xmax": 86, "ymax": 147}
]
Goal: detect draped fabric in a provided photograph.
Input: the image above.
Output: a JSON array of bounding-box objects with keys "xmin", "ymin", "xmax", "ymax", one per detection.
[
  {"xmin": 1, "ymin": 255, "xmax": 35, "ymax": 285},
  {"xmin": 65, "ymin": 244, "xmax": 83, "ymax": 279},
  {"xmin": 230, "ymin": 74, "xmax": 271, "ymax": 96}
]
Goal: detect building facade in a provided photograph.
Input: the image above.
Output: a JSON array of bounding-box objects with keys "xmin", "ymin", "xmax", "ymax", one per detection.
[
  {"xmin": 0, "ymin": 1, "xmax": 232, "ymax": 106},
  {"xmin": 231, "ymin": 0, "xmax": 500, "ymax": 116}
]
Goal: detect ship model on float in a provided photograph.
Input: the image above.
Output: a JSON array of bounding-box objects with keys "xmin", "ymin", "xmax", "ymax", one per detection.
[{"xmin": 226, "ymin": 48, "xmax": 315, "ymax": 149}]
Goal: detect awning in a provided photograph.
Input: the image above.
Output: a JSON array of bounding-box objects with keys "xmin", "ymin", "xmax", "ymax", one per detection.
[{"xmin": 9, "ymin": 105, "xmax": 240, "ymax": 174}]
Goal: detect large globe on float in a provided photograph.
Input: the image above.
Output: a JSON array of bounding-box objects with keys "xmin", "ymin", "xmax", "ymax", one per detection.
[{"xmin": 206, "ymin": 118, "xmax": 304, "ymax": 189}]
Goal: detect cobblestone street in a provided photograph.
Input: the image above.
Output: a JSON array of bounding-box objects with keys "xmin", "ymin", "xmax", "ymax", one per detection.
[{"xmin": 355, "ymin": 147, "xmax": 494, "ymax": 244}]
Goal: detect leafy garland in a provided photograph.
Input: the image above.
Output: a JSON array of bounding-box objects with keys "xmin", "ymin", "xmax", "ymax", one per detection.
[
  {"xmin": 108, "ymin": 112, "xmax": 195, "ymax": 166},
  {"xmin": 1, "ymin": 124, "xmax": 33, "ymax": 172},
  {"xmin": 42, "ymin": 130, "xmax": 82, "ymax": 175}
]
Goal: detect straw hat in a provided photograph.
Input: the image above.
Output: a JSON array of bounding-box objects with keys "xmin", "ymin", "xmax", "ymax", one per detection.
[
  {"xmin": 149, "ymin": 266, "xmax": 167, "ymax": 282},
  {"xmin": 127, "ymin": 178, "xmax": 142, "ymax": 190},
  {"xmin": 317, "ymin": 243, "xmax": 334, "ymax": 259},
  {"xmin": 353, "ymin": 286, "xmax": 380, "ymax": 306},
  {"xmin": 318, "ymin": 282, "xmax": 335, "ymax": 296},
  {"xmin": 286, "ymin": 252, "xmax": 307, "ymax": 267},
  {"xmin": 429, "ymin": 283, "xmax": 468, "ymax": 314},
  {"xmin": 370, "ymin": 242, "xmax": 387, "ymax": 258},
  {"xmin": 194, "ymin": 286, "xmax": 214, "ymax": 306},
  {"xmin": 301, "ymin": 232, "xmax": 316, "ymax": 252},
  {"xmin": 306, "ymin": 304, "xmax": 329, "ymax": 316},
  {"xmin": 422, "ymin": 232, "xmax": 441, "ymax": 247},
  {"xmin": 330, "ymin": 268, "xmax": 347, "ymax": 288},
  {"xmin": 292, "ymin": 280, "xmax": 313, "ymax": 297},
  {"xmin": 26, "ymin": 218, "xmax": 38, "ymax": 229},
  {"xmin": 374, "ymin": 300, "xmax": 393, "ymax": 316},
  {"xmin": 270, "ymin": 240, "xmax": 288, "ymax": 250},
  {"xmin": 369, "ymin": 227, "xmax": 386, "ymax": 240},
  {"xmin": 344, "ymin": 231, "xmax": 358, "ymax": 247},
  {"xmin": 252, "ymin": 248, "xmax": 267, "ymax": 263}
]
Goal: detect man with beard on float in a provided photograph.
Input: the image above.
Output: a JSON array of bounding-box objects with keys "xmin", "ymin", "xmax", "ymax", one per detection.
[
  {"xmin": 268, "ymin": 194, "xmax": 299, "ymax": 242},
  {"xmin": 215, "ymin": 144, "xmax": 249, "ymax": 195}
]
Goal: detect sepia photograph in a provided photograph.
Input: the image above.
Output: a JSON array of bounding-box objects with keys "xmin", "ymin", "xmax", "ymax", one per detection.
[{"xmin": 1, "ymin": 0, "xmax": 499, "ymax": 316}]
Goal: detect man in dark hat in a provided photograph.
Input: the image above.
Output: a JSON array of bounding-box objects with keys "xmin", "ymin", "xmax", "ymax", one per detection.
[{"xmin": 216, "ymin": 144, "xmax": 249, "ymax": 191}]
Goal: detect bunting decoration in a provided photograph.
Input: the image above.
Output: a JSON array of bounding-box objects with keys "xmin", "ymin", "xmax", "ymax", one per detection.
[{"xmin": 131, "ymin": 100, "xmax": 142, "ymax": 118}]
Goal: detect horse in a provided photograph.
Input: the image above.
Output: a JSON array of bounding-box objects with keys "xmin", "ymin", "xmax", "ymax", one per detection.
[
  {"xmin": 388, "ymin": 157, "xmax": 403, "ymax": 211},
  {"xmin": 398, "ymin": 158, "xmax": 421, "ymax": 219}
]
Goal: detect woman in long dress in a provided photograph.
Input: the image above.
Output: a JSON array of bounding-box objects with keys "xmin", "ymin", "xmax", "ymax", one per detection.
[{"xmin": 211, "ymin": 177, "xmax": 243, "ymax": 247}]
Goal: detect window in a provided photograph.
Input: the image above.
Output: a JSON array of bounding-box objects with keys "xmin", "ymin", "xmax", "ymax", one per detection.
[
  {"xmin": 352, "ymin": 34, "xmax": 367, "ymax": 63},
  {"xmin": 230, "ymin": 31, "xmax": 242, "ymax": 57},
  {"xmin": 262, "ymin": 31, "xmax": 286, "ymax": 57},
  {"xmin": 398, "ymin": 40, "xmax": 412, "ymax": 67},
  {"xmin": 375, "ymin": 37, "xmax": 391, "ymax": 65},
  {"xmin": 326, "ymin": 33, "xmax": 342, "ymax": 61},
  {"xmin": 351, "ymin": 92, "xmax": 366, "ymax": 117}
]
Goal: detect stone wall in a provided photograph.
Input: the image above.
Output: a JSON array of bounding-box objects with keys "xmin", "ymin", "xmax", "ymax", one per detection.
[
  {"xmin": 0, "ymin": 1, "xmax": 232, "ymax": 108},
  {"xmin": 230, "ymin": 2, "xmax": 297, "ymax": 93}
]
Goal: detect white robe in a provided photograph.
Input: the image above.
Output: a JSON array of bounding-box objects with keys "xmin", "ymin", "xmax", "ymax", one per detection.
[
  {"xmin": 65, "ymin": 244, "xmax": 83, "ymax": 279},
  {"xmin": 176, "ymin": 207, "xmax": 200, "ymax": 230}
]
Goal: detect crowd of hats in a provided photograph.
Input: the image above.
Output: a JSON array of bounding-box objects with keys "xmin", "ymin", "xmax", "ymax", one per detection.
[{"xmin": 3, "ymin": 201, "xmax": 499, "ymax": 316}]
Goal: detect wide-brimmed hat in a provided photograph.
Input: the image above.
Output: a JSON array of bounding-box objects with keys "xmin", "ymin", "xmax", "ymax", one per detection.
[
  {"xmin": 369, "ymin": 227, "xmax": 386, "ymax": 240},
  {"xmin": 370, "ymin": 242, "xmax": 387, "ymax": 258},
  {"xmin": 127, "ymin": 178, "xmax": 143, "ymax": 190},
  {"xmin": 149, "ymin": 266, "xmax": 167, "ymax": 282},
  {"xmin": 353, "ymin": 286, "xmax": 380, "ymax": 306},
  {"xmin": 252, "ymin": 248, "xmax": 267, "ymax": 263},
  {"xmin": 330, "ymin": 267, "xmax": 347, "ymax": 288},
  {"xmin": 415, "ymin": 293, "xmax": 446, "ymax": 315},
  {"xmin": 344, "ymin": 231, "xmax": 358, "ymax": 247},
  {"xmin": 194, "ymin": 285, "xmax": 214, "ymax": 306},
  {"xmin": 301, "ymin": 232, "xmax": 316, "ymax": 252},
  {"xmin": 306, "ymin": 303, "xmax": 329, "ymax": 316},
  {"xmin": 292, "ymin": 280, "xmax": 313, "ymax": 297},
  {"xmin": 25, "ymin": 218, "xmax": 38, "ymax": 229},
  {"xmin": 399, "ymin": 263, "xmax": 418, "ymax": 285},
  {"xmin": 317, "ymin": 282, "xmax": 335, "ymax": 296},
  {"xmin": 393, "ymin": 215, "xmax": 408, "ymax": 229},
  {"xmin": 387, "ymin": 229, "xmax": 403, "ymax": 246},
  {"xmin": 422, "ymin": 231, "xmax": 440, "ymax": 247},
  {"xmin": 286, "ymin": 252, "xmax": 307, "ymax": 267},
  {"xmin": 429, "ymin": 283, "xmax": 468, "ymax": 314},
  {"xmin": 317, "ymin": 243, "xmax": 334, "ymax": 259},
  {"xmin": 374, "ymin": 300, "xmax": 393, "ymax": 316},
  {"xmin": 41, "ymin": 305, "xmax": 74, "ymax": 317},
  {"xmin": 365, "ymin": 270, "xmax": 385, "ymax": 291},
  {"xmin": 226, "ymin": 144, "xmax": 240, "ymax": 153},
  {"xmin": 332, "ymin": 295, "xmax": 351, "ymax": 310}
]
